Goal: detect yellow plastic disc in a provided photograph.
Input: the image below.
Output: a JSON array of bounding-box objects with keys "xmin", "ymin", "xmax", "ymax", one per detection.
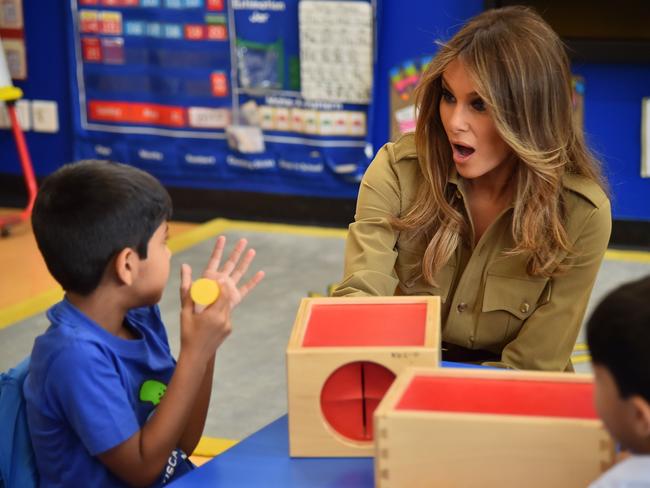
[{"xmin": 190, "ymin": 278, "xmax": 220, "ymax": 306}]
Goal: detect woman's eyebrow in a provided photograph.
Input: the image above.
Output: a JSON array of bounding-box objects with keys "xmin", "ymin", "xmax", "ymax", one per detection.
[{"xmin": 441, "ymin": 77, "xmax": 479, "ymax": 97}]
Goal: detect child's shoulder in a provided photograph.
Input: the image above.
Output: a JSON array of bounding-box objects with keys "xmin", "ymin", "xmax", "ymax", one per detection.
[{"xmin": 590, "ymin": 455, "xmax": 650, "ymax": 487}]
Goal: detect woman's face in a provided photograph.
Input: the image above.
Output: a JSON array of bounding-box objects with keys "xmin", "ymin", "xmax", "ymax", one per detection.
[{"xmin": 439, "ymin": 59, "xmax": 513, "ymax": 181}]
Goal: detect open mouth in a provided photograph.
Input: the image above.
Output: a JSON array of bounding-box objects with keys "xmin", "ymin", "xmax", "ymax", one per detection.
[{"xmin": 453, "ymin": 143, "xmax": 475, "ymax": 158}]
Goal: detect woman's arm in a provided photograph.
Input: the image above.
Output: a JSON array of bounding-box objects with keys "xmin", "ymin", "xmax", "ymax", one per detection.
[
  {"xmin": 332, "ymin": 144, "xmax": 405, "ymax": 297},
  {"xmin": 484, "ymin": 200, "xmax": 612, "ymax": 370}
]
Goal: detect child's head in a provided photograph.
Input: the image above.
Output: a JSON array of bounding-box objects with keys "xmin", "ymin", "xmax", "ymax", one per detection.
[
  {"xmin": 587, "ymin": 276, "xmax": 650, "ymax": 453},
  {"xmin": 32, "ymin": 160, "xmax": 172, "ymax": 298}
]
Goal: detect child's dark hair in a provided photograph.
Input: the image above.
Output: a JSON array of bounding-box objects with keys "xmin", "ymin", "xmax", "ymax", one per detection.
[
  {"xmin": 32, "ymin": 160, "xmax": 172, "ymax": 295},
  {"xmin": 586, "ymin": 276, "xmax": 650, "ymax": 402}
]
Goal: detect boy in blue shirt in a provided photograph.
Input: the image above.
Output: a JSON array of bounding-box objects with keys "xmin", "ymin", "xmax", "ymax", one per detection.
[{"xmin": 23, "ymin": 160, "xmax": 264, "ymax": 487}]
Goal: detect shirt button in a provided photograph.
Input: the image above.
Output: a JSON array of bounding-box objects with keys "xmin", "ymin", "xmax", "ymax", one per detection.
[
  {"xmin": 520, "ymin": 302, "xmax": 530, "ymax": 314},
  {"xmin": 455, "ymin": 189, "xmax": 462, "ymax": 200},
  {"xmin": 457, "ymin": 302, "xmax": 467, "ymax": 313}
]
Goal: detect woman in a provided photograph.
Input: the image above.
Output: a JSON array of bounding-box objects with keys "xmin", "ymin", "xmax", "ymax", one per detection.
[{"xmin": 332, "ymin": 6, "xmax": 611, "ymax": 371}]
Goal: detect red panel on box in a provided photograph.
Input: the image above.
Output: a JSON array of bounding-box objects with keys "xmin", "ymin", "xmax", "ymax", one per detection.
[
  {"xmin": 303, "ymin": 303, "xmax": 427, "ymax": 347},
  {"xmin": 396, "ymin": 376, "xmax": 598, "ymax": 419}
]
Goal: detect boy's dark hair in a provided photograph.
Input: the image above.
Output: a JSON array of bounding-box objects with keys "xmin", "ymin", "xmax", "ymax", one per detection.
[
  {"xmin": 586, "ymin": 276, "xmax": 650, "ymax": 402},
  {"xmin": 32, "ymin": 160, "xmax": 172, "ymax": 295}
]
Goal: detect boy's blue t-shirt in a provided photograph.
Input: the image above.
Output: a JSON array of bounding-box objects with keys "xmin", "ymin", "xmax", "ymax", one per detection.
[{"xmin": 23, "ymin": 299, "xmax": 177, "ymax": 487}]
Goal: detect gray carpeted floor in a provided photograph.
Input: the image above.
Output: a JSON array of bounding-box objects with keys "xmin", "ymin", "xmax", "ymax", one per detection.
[{"xmin": 1, "ymin": 226, "xmax": 649, "ymax": 440}]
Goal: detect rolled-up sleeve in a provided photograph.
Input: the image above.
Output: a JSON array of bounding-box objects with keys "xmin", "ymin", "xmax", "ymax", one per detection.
[
  {"xmin": 484, "ymin": 199, "xmax": 612, "ymax": 370},
  {"xmin": 332, "ymin": 145, "xmax": 403, "ymax": 297}
]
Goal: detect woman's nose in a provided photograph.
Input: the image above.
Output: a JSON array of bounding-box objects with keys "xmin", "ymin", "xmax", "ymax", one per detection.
[{"xmin": 449, "ymin": 105, "xmax": 469, "ymax": 133}]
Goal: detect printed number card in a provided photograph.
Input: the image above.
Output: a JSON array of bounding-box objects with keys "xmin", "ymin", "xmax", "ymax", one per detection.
[{"xmin": 299, "ymin": 1, "xmax": 373, "ymax": 104}]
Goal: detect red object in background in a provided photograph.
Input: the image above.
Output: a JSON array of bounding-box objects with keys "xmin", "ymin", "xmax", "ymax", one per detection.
[
  {"xmin": 100, "ymin": 0, "xmax": 138, "ymax": 5},
  {"xmin": 320, "ymin": 362, "xmax": 396, "ymax": 441},
  {"xmin": 99, "ymin": 14, "xmax": 122, "ymax": 36},
  {"xmin": 81, "ymin": 38, "xmax": 103, "ymax": 62},
  {"xmin": 0, "ymin": 103, "xmax": 37, "ymax": 237},
  {"xmin": 206, "ymin": 24, "xmax": 227, "ymax": 41},
  {"xmin": 396, "ymin": 376, "xmax": 598, "ymax": 420},
  {"xmin": 303, "ymin": 303, "xmax": 428, "ymax": 347},
  {"xmin": 184, "ymin": 24, "xmax": 205, "ymax": 40},
  {"xmin": 79, "ymin": 0, "xmax": 99, "ymax": 4},
  {"xmin": 207, "ymin": 0, "xmax": 224, "ymax": 11},
  {"xmin": 210, "ymin": 72, "xmax": 228, "ymax": 97},
  {"xmin": 88, "ymin": 100, "xmax": 186, "ymax": 127},
  {"xmin": 80, "ymin": 14, "xmax": 99, "ymax": 34}
]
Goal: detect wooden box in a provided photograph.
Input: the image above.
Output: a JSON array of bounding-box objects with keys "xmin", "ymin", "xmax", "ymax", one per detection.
[
  {"xmin": 286, "ymin": 297, "xmax": 440, "ymax": 457},
  {"xmin": 374, "ymin": 367, "xmax": 615, "ymax": 488}
]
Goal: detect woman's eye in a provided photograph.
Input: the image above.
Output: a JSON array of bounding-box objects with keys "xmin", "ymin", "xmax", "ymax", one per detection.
[
  {"xmin": 441, "ymin": 88, "xmax": 455, "ymax": 103},
  {"xmin": 472, "ymin": 99, "xmax": 486, "ymax": 112}
]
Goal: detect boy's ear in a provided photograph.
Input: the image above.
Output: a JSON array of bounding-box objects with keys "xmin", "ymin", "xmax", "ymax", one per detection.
[
  {"xmin": 114, "ymin": 247, "xmax": 138, "ymax": 286},
  {"xmin": 630, "ymin": 395, "xmax": 650, "ymax": 438}
]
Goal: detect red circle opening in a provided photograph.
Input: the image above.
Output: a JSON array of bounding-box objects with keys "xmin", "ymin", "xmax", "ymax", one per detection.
[{"xmin": 320, "ymin": 361, "xmax": 396, "ymax": 441}]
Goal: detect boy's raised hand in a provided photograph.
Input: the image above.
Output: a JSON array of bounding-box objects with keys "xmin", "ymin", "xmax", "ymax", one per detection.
[
  {"xmin": 177, "ymin": 236, "xmax": 264, "ymax": 359},
  {"xmin": 199, "ymin": 236, "xmax": 265, "ymax": 309},
  {"xmin": 179, "ymin": 263, "xmax": 232, "ymax": 359}
]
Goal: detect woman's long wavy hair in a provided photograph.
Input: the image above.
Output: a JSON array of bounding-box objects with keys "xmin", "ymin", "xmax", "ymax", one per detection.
[{"xmin": 394, "ymin": 6, "xmax": 606, "ymax": 285}]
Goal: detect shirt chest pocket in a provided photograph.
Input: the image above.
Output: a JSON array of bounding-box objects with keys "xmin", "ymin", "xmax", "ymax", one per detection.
[
  {"xmin": 480, "ymin": 274, "xmax": 551, "ymax": 347},
  {"xmin": 395, "ymin": 245, "xmax": 455, "ymax": 302}
]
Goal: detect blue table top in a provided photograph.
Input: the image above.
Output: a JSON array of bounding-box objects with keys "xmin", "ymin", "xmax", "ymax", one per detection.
[
  {"xmin": 171, "ymin": 415, "xmax": 374, "ymax": 487},
  {"xmin": 171, "ymin": 361, "xmax": 482, "ymax": 487}
]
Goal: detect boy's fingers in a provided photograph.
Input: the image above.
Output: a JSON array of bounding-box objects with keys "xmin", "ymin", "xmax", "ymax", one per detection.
[
  {"xmin": 180, "ymin": 264, "xmax": 192, "ymax": 308},
  {"xmin": 204, "ymin": 236, "xmax": 226, "ymax": 276},
  {"xmin": 220, "ymin": 238, "xmax": 247, "ymax": 275},
  {"xmin": 230, "ymin": 249, "xmax": 256, "ymax": 284},
  {"xmin": 237, "ymin": 270, "xmax": 265, "ymax": 300},
  {"xmin": 210, "ymin": 278, "xmax": 234, "ymax": 310}
]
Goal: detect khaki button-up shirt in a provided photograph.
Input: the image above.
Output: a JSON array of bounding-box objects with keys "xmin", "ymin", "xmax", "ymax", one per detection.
[{"xmin": 332, "ymin": 134, "xmax": 612, "ymax": 371}]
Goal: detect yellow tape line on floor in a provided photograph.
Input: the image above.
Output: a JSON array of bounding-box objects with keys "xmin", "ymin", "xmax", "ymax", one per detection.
[
  {"xmin": 1, "ymin": 217, "xmax": 649, "ymax": 330},
  {"xmin": 604, "ymin": 249, "xmax": 650, "ymax": 263},
  {"xmin": 193, "ymin": 436, "xmax": 239, "ymax": 457},
  {"xmin": 0, "ymin": 287, "xmax": 65, "ymax": 330},
  {"xmin": 0, "ymin": 219, "xmax": 346, "ymax": 330}
]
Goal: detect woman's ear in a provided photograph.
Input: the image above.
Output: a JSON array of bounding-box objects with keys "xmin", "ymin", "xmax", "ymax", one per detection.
[
  {"xmin": 114, "ymin": 247, "xmax": 137, "ymax": 286},
  {"xmin": 630, "ymin": 395, "xmax": 650, "ymax": 438}
]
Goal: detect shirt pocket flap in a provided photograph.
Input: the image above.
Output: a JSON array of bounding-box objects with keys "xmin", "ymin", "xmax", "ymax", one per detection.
[{"xmin": 482, "ymin": 274, "xmax": 550, "ymax": 320}]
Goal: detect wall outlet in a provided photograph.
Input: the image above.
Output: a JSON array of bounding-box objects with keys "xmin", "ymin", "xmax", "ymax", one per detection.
[{"xmin": 32, "ymin": 100, "xmax": 59, "ymax": 133}]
